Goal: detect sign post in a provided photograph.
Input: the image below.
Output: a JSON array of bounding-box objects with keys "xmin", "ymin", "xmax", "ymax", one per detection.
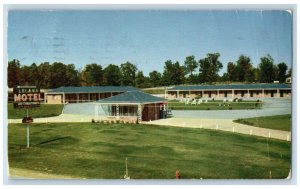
[
  {"xmin": 26, "ymin": 109, "xmax": 29, "ymax": 148},
  {"xmin": 13, "ymin": 86, "xmax": 41, "ymax": 148}
]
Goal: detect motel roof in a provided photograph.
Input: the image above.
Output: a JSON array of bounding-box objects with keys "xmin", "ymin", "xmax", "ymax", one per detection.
[
  {"xmin": 97, "ymin": 90, "xmax": 167, "ymax": 104},
  {"xmin": 167, "ymin": 83, "xmax": 291, "ymax": 91},
  {"xmin": 48, "ymin": 86, "xmax": 139, "ymax": 93}
]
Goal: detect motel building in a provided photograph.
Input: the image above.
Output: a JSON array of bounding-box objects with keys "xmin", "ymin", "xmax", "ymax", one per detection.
[
  {"xmin": 166, "ymin": 83, "xmax": 291, "ymax": 99},
  {"xmin": 45, "ymin": 86, "xmax": 138, "ymax": 104},
  {"xmin": 95, "ymin": 90, "xmax": 168, "ymax": 123}
]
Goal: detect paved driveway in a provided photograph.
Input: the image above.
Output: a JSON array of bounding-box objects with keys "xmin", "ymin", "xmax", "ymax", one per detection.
[{"xmin": 148, "ymin": 117, "xmax": 291, "ymax": 141}]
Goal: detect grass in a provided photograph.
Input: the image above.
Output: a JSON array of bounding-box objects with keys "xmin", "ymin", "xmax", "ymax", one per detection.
[
  {"xmin": 8, "ymin": 122, "xmax": 290, "ymax": 179},
  {"xmin": 234, "ymin": 114, "xmax": 291, "ymax": 131},
  {"xmin": 7, "ymin": 103, "xmax": 64, "ymax": 119},
  {"xmin": 168, "ymin": 100, "xmax": 262, "ymax": 110},
  {"xmin": 142, "ymin": 88, "xmax": 166, "ymax": 94}
]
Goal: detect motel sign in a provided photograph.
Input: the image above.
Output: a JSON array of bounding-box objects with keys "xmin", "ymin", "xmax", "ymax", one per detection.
[{"xmin": 13, "ymin": 86, "xmax": 41, "ymax": 108}]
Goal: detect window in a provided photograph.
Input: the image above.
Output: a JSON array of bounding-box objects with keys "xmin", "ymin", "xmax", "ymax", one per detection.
[{"xmin": 109, "ymin": 105, "xmax": 138, "ymax": 116}]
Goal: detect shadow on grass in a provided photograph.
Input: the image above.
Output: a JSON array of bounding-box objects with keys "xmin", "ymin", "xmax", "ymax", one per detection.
[{"xmin": 37, "ymin": 136, "xmax": 71, "ymax": 145}]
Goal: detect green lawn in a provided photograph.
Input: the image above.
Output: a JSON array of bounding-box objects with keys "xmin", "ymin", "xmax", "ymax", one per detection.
[
  {"xmin": 8, "ymin": 123, "xmax": 290, "ymax": 179},
  {"xmin": 8, "ymin": 103, "xmax": 64, "ymax": 119},
  {"xmin": 168, "ymin": 100, "xmax": 262, "ymax": 110},
  {"xmin": 234, "ymin": 114, "xmax": 291, "ymax": 131},
  {"xmin": 142, "ymin": 89, "xmax": 166, "ymax": 94}
]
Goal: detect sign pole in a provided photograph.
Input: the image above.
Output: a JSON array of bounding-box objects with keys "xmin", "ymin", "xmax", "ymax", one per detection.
[
  {"xmin": 13, "ymin": 86, "xmax": 41, "ymax": 148},
  {"xmin": 27, "ymin": 108, "xmax": 30, "ymax": 148}
]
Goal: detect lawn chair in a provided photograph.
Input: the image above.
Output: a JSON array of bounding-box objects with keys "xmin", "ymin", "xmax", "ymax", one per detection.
[
  {"xmin": 185, "ymin": 99, "xmax": 190, "ymax": 105},
  {"xmin": 191, "ymin": 99, "xmax": 197, "ymax": 105},
  {"xmin": 197, "ymin": 99, "xmax": 202, "ymax": 105}
]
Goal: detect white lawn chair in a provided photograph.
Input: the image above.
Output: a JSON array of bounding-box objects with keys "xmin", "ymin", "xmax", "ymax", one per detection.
[
  {"xmin": 191, "ymin": 99, "xmax": 197, "ymax": 105},
  {"xmin": 185, "ymin": 99, "xmax": 190, "ymax": 105},
  {"xmin": 197, "ymin": 99, "xmax": 202, "ymax": 105}
]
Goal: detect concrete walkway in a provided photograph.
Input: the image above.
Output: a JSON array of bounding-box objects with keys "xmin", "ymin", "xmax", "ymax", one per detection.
[
  {"xmin": 7, "ymin": 114, "xmax": 101, "ymax": 123},
  {"xmin": 146, "ymin": 117, "xmax": 291, "ymax": 141}
]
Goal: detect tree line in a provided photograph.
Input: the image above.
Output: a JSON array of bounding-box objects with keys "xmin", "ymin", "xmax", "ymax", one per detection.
[{"xmin": 8, "ymin": 53, "xmax": 291, "ymax": 89}]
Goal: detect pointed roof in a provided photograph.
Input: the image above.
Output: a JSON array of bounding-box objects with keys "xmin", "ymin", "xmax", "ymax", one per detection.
[{"xmin": 98, "ymin": 90, "xmax": 167, "ymax": 104}]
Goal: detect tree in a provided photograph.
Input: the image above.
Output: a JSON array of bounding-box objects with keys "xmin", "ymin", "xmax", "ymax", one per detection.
[
  {"xmin": 199, "ymin": 53, "xmax": 223, "ymax": 83},
  {"xmin": 227, "ymin": 62, "xmax": 236, "ymax": 82},
  {"xmin": 135, "ymin": 71, "xmax": 151, "ymax": 88},
  {"xmin": 49, "ymin": 62, "xmax": 68, "ymax": 88},
  {"xmin": 258, "ymin": 55, "xmax": 275, "ymax": 83},
  {"xmin": 8, "ymin": 59, "xmax": 21, "ymax": 88},
  {"xmin": 103, "ymin": 64, "xmax": 122, "ymax": 86},
  {"xmin": 28, "ymin": 63, "xmax": 39, "ymax": 86},
  {"xmin": 19, "ymin": 65, "xmax": 32, "ymax": 86},
  {"xmin": 287, "ymin": 68, "xmax": 292, "ymax": 78},
  {"xmin": 37, "ymin": 62, "xmax": 51, "ymax": 88},
  {"xmin": 162, "ymin": 60, "xmax": 185, "ymax": 86},
  {"xmin": 149, "ymin": 70, "xmax": 162, "ymax": 87},
  {"xmin": 120, "ymin": 62, "xmax": 137, "ymax": 86},
  {"xmin": 184, "ymin": 55, "xmax": 198, "ymax": 75},
  {"xmin": 236, "ymin": 55, "xmax": 255, "ymax": 82},
  {"xmin": 277, "ymin": 62, "xmax": 288, "ymax": 83},
  {"xmin": 80, "ymin": 63, "xmax": 103, "ymax": 86},
  {"xmin": 184, "ymin": 55, "xmax": 198, "ymax": 84},
  {"xmin": 65, "ymin": 64, "xmax": 80, "ymax": 86}
]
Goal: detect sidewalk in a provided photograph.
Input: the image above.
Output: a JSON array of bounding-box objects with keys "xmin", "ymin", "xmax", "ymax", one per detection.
[{"xmin": 146, "ymin": 117, "xmax": 291, "ymax": 141}]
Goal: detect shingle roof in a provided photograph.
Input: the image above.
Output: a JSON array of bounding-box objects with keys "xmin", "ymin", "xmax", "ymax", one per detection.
[
  {"xmin": 98, "ymin": 90, "xmax": 167, "ymax": 104},
  {"xmin": 168, "ymin": 84, "xmax": 291, "ymax": 91},
  {"xmin": 48, "ymin": 86, "xmax": 139, "ymax": 93}
]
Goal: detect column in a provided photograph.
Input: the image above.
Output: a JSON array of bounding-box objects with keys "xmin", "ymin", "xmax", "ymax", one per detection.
[
  {"xmin": 44, "ymin": 93, "xmax": 47, "ymax": 103},
  {"xmin": 116, "ymin": 104, "xmax": 119, "ymax": 120},
  {"xmin": 137, "ymin": 104, "xmax": 142, "ymax": 123},
  {"xmin": 98, "ymin": 93, "xmax": 101, "ymax": 100},
  {"xmin": 217, "ymin": 90, "xmax": 220, "ymax": 98},
  {"xmin": 177, "ymin": 90, "xmax": 179, "ymax": 99},
  {"xmin": 189, "ymin": 90, "xmax": 191, "ymax": 98},
  {"xmin": 247, "ymin": 90, "xmax": 250, "ymax": 98},
  {"xmin": 77, "ymin": 94, "xmax": 79, "ymax": 103},
  {"xmin": 232, "ymin": 90, "xmax": 234, "ymax": 98},
  {"xmin": 154, "ymin": 103, "xmax": 157, "ymax": 120},
  {"xmin": 202, "ymin": 90, "xmax": 204, "ymax": 98},
  {"xmin": 262, "ymin": 89, "xmax": 264, "ymax": 98},
  {"xmin": 62, "ymin": 93, "xmax": 65, "ymax": 104},
  {"xmin": 277, "ymin": 89, "xmax": 280, "ymax": 98},
  {"xmin": 88, "ymin": 93, "xmax": 90, "ymax": 102}
]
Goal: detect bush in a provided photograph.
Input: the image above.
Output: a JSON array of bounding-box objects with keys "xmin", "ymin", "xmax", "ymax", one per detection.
[{"xmin": 91, "ymin": 119, "xmax": 95, "ymax": 123}]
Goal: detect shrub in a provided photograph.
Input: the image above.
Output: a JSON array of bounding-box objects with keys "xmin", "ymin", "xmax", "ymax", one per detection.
[{"xmin": 91, "ymin": 119, "xmax": 95, "ymax": 123}]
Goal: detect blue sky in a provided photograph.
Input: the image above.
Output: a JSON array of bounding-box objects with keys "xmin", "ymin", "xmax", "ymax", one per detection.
[{"xmin": 8, "ymin": 10, "xmax": 292, "ymax": 75}]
